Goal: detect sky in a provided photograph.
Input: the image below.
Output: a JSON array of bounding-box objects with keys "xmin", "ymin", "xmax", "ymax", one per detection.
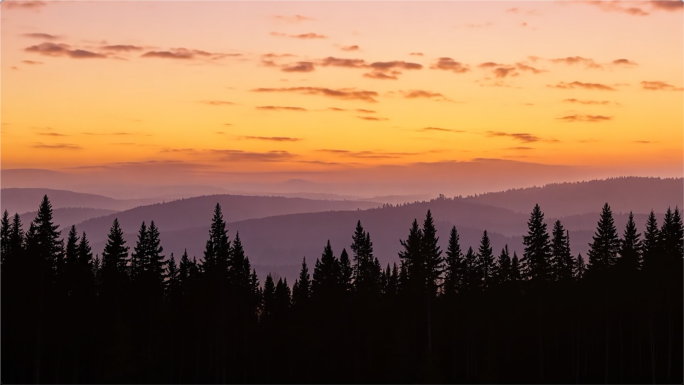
[{"xmin": 1, "ymin": 0, "xmax": 682, "ymax": 197}]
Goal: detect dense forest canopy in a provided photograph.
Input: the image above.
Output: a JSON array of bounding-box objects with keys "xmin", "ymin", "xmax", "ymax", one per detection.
[{"xmin": 1, "ymin": 195, "xmax": 682, "ymax": 384}]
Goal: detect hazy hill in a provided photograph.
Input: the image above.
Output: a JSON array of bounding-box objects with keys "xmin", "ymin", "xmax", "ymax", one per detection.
[
  {"xmin": 463, "ymin": 177, "xmax": 683, "ymax": 216},
  {"xmin": 20, "ymin": 208, "xmax": 118, "ymax": 231},
  {"xmin": 75, "ymin": 195, "xmax": 382, "ymax": 244},
  {"xmin": 1, "ymin": 188, "xmax": 156, "ymax": 215}
]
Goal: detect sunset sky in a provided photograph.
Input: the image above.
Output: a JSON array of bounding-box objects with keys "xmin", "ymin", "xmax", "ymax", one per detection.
[{"xmin": 1, "ymin": 0, "xmax": 682, "ymax": 196}]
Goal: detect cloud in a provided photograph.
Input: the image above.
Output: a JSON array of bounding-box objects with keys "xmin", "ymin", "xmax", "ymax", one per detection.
[
  {"xmin": 341, "ymin": 45, "xmax": 359, "ymax": 51},
  {"xmin": 558, "ymin": 115, "xmax": 613, "ymax": 122},
  {"xmin": 328, "ymin": 107, "xmax": 347, "ymax": 111},
  {"xmin": 430, "ymin": 58, "xmax": 469, "ymax": 73},
  {"xmin": 252, "ymin": 87, "xmax": 379, "ymax": 102},
  {"xmin": 506, "ymin": 7, "xmax": 520, "ymax": 13},
  {"xmin": 101, "ymin": 45, "xmax": 144, "ymax": 52},
  {"xmin": 612, "ymin": 58, "xmax": 638, "ymax": 66},
  {"xmin": 200, "ymin": 101, "xmax": 235, "ymax": 106},
  {"xmin": 282, "ymin": 61, "xmax": 316, "ymax": 72},
  {"xmin": 263, "ymin": 53, "xmax": 297, "ymax": 58},
  {"xmin": 211, "ymin": 149, "xmax": 295, "ymax": 162},
  {"xmin": 270, "ymin": 32, "xmax": 327, "ymax": 39},
  {"xmin": 563, "ymin": 99, "xmax": 612, "ymax": 105},
  {"xmin": 356, "ymin": 109, "xmax": 376, "ymax": 113},
  {"xmin": 22, "ymin": 32, "xmax": 58, "ymax": 39},
  {"xmin": 581, "ymin": 1, "xmax": 683, "ymax": 16},
  {"xmin": 141, "ymin": 48, "xmax": 232, "ymax": 60},
  {"xmin": 409, "ymin": 52, "xmax": 424, "ymax": 56},
  {"xmin": 493, "ymin": 67, "xmax": 518, "ymax": 78},
  {"xmin": 363, "ymin": 72, "xmax": 398, "ymax": 80},
  {"xmin": 515, "ymin": 63, "xmax": 545, "ymax": 74},
  {"xmin": 420, "ymin": 127, "xmax": 465, "ymax": 133},
  {"xmin": 486, "ymin": 131, "xmax": 542, "ymax": 143},
  {"xmin": 25, "ymin": 42, "xmax": 106, "ymax": 59},
  {"xmin": 3, "ymin": 1, "xmax": 47, "ymax": 10},
  {"xmin": 550, "ymin": 56, "xmax": 602, "ymax": 69},
  {"xmin": 399, "ymin": 90, "xmax": 450, "ymax": 101},
  {"xmin": 21, "ymin": 60, "xmax": 43, "ymax": 65},
  {"xmin": 256, "ymin": 106, "xmax": 307, "ymax": 111},
  {"xmin": 242, "ymin": 136, "xmax": 302, "ymax": 142},
  {"xmin": 318, "ymin": 149, "xmax": 425, "ymax": 159},
  {"xmin": 641, "ymin": 81, "xmax": 683, "ymax": 91},
  {"xmin": 357, "ymin": 116, "xmax": 388, "ymax": 121},
  {"xmin": 32, "ymin": 142, "xmax": 82, "ymax": 150},
  {"xmin": 368, "ymin": 61, "xmax": 422, "ymax": 71},
  {"xmin": 82, "ymin": 132, "xmax": 140, "ymax": 136},
  {"xmin": 319, "ymin": 57, "xmax": 367, "ymax": 68},
  {"xmin": 548, "ymin": 81, "xmax": 615, "ymax": 91},
  {"xmin": 634, "ymin": 140, "xmax": 655, "ymax": 144},
  {"xmin": 38, "ymin": 132, "xmax": 69, "ymax": 137},
  {"xmin": 272, "ymin": 15, "xmax": 315, "ymax": 23}
]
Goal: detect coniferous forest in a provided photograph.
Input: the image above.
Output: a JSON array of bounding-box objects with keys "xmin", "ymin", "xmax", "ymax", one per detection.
[{"xmin": 1, "ymin": 195, "xmax": 682, "ymax": 384}]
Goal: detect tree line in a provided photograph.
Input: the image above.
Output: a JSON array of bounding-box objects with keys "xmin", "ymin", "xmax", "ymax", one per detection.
[{"xmin": 1, "ymin": 195, "xmax": 682, "ymax": 384}]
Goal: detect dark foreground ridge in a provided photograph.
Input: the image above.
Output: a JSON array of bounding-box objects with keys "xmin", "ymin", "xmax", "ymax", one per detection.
[{"xmin": 1, "ymin": 195, "xmax": 682, "ymax": 384}]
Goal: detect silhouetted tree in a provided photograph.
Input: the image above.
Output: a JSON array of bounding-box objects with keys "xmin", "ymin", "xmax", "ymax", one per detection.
[
  {"xmin": 443, "ymin": 226, "xmax": 463, "ymax": 296},
  {"xmin": 477, "ymin": 230, "xmax": 496, "ymax": 290},
  {"xmin": 587, "ymin": 203, "xmax": 620, "ymax": 273},
  {"xmin": 617, "ymin": 212, "xmax": 642, "ymax": 272},
  {"xmin": 292, "ymin": 257, "xmax": 311, "ymax": 307},
  {"xmin": 496, "ymin": 245, "xmax": 512, "ymax": 284},
  {"xmin": 521, "ymin": 204, "xmax": 551, "ymax": 283},
  {"xmin": 550, "ymin": 221, "xmax": 573, "ymax": 282}
]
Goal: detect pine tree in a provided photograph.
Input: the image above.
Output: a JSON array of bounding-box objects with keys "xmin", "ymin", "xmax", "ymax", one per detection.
[
  {"xmin": 146, "ymin": 221, "xmax": 166, "ymax": 294},
  {"xmin": 422, "ymin": 210, "xmax": 443, "ymax": 297},
  {"xmin": 511, "ymin": 252, "xmax": 521, "ymax": 282},
  {"xmin": 463, "ymin": 247, "xmax": 479, "ymax": 292},
  {"xmin": 1, "ymin": 210, "xmax": 10, "ymax": 265},
  {"xmin": 339, "ymin": 248, "xmax": 353, "ymax": 293},
  {"xmin": 618, "ymin": 212, "xmax": 642, "ymax": 272},
  {"xmin": 477, "ymin": 230, "xmax": 496, "ymax": 290},
  {"xmin": 443, "ymin": 226, "xmax": 463, "ymax": 296},
  {"xmin": 230, "ymin": 231, "xmax": 251, "ymax": 293},
  {"xmin": 64, "ymin": 226, "xmax": 80, "ymax": 296},
  {"xmin": 292, "ymin": 257, "xmax": 311, "ymax": 307},
  {"xmin": 166, "ymin": 255, "xmax": 180, "ymax": 303},
  {"xmin": 496, "ymin": 245, "xmax": 512, "ymax": 284},
  {"xmin": 274, "ymin": 278, "xmax": 291, "ymax": 315},
  {"xmin": 312, "ymin": 240, "xmax": 341, "ymax": 301},
  {"xmin": 262, "ymin": 274, "xmax": 276, "ymax": 321},
  {"xmin": 399, "ymin": 219, "xmax": 423, "ymax": 293},
  {"xmin": 130, "ymin": 222, "xmax": 149, "ymax": 281},
  {"xmin": 8, "ymin": 213, "xmax": 25, "ymax": 264},
  {"xmin": 587, "ymin": 203, "xmax": 620, "ymax": 273},
  {"xmin": 100, "ymin": 218, "xmax": 130, "ymax": 305},
  {"xmin": 641, "ymin": 211, "xmax": 660, "ymax": 271},
  {"xmin": 550, "ymin": 221, "xmax": 573, "ymax": 282},
  {"xmin": 574, "ymin": 253, "xmax": 587, "ymax": 281},
  {"xmin": 202, "ymin": 203, "xmax": 231, "ymax": 277},
  {"xmin": 521, "ymin": 204, "xmax": 552, "ymax": 283},
  {"xmin": 660, "ymin": 207, "xmax": 684, "ymax": 260},
  {"xmin": 28, "ymin": 195, "xmax": 64, "ymax": 282}
]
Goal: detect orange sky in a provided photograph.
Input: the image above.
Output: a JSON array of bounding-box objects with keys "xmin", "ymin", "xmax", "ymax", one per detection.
[{"xmin": 1, "ymin": 0, "xmax": 682, "ymax": 195}]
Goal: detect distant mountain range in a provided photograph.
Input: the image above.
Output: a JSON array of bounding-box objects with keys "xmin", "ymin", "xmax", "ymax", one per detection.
[{"xmin": 5, "ymin": 177, "xmax": 681, "ymax": 283}]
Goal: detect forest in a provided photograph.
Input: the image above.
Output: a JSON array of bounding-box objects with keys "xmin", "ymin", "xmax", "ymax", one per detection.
[{"xmin": 1, "ymin": 195, "xmax": 682, "ymax": 384}]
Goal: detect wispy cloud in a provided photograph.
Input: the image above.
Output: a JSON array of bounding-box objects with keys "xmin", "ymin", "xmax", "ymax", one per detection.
[
  {"xmin": 430, "ymin": 57, "xmax": 469, "ymax": 73},
  {"xmin": 252, "ymin": 87, "xmax": 379, "ymax": 102},
  {"xmin": 357, "ymin": 116, "xmax": 388, "ymax": 121},
  {"xmin": 25, "ymin": 42, "xmax": 105, "ymax": 59},
  {"xmin": 21, "ymin": 60, "xmax": 43, "ymax": 65},
  {"xmin": 242, "ymin": 136, "xmax": 302, "ymax": 142},
  {"xmin": 548, "ymin": 81, "xmax": 615, "ymax": 91},
  {"xmin": 22, "ymin": 32, "xmax": 58, "ymax": 39},
  {"xmin": 256, "ymin": 106, "xmax": 308, "ymax": 111},
  {"xmin": 341, "ymin": 45, "xmax": 359, "ymax": 51},
  {"xmin": 272, "ymin": 14, "xmax": 315, "ymax": 23},
  {"xmin": 558, "ymin": 115, "xmax": 613, "ymax": 122},
  {"xmin": 270, "ymin": 32, "xmax": 327, "ymax": 39},
  {"xmin": 282, "ymin": 61, "xmax": 315, "ymax": 72},
  {"xmin": 420, "ymin": 127, "xmax": 465, "ymax": 133},
  {"xmin": 101, "ymin": 44, "xmax": 144, "ymax": 52},
  {"xmin": 563, "ymin": 98, "xmax": 614, "ymax": 105},
  {"xmin": 641, "ymin": 81, "xmax": 683, "ymax": 91},
  {"xmin": 3, "ymin": 1, "xmax": 47, "ymax": 10},
  {"xmin": 32, "ymin": 142, "xmax": 82, "ymax": 150},
  {"xmin": 398, "ymin": 90, "xmax": 451, "ymax": 101},
  {"xmin": 211, "ymin": 149, "xmax": 296, "ymax": 162},
  {"xmin": 486, "ymin": 131, "xmax": 550, "ymax": 143},
  {"xmin": 200, "ymin": 101, "xmax": 235, "ymax": 106}
]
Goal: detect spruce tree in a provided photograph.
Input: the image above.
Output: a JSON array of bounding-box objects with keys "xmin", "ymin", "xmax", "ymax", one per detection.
[
  {"xmin": 550, "ymin": 221, "xmax": 573, "ymax": 282},
  {"xmin": 9, "ymin": 213, "xmax": 25, "ymax": 264},
  {"xmin": 399, "ymin": 219, "xmax": 424, "ymax": 292},
  {"xmin": 100, "ymin": 218, "xmax": 130, "ymax": 305},
  {"xmin": 443, "ymin": 226, "xmax": 463, "ymax": 296},
  {"xmin": 618, "ymin": 212, "xmax": 642, "ymax": 272},
  {"xmin": 262, "ymin": 274, "xmax": 276, "ymax": 321},
  {"xmin": 230, "ymin": 231, "xmax": 251, "ymax": 292},
  {"xmin": 422, "ymin": 210, "xmax": 443, "ymax": 297},
  {"xmin": 660, "ymin": 207, "xmax": 684, "ymax": 260},
  {"xmin": 312, "ymin": 240, "xmax": 341, "ymax": 301},
  {"xmin": 64, "ymin": 226, "xmax": 80, "ymax": 296},
  {"xmin": 146, "ymin": 221, "xmax": 166, "ymax": 294},
  {"xmin": 587, "ymin": 203, "xmax": 620, "ymax": 273},
  {"xmin": 511, "ymin": 252, "xmax": 521, "ymax": 282},
  {"xmin": 292, "ymin": 257, "xmax": 311, "ymax": 307},
  {"xmin": 477, "ymin": 230, "xmax": 496, "ymax": 290},
  {"xmin": 130, "ymin": 222, "xmax": 149, "ymax": 281},
  {"xmin": 641, "ymin": 210, "xmax": 660, "ymax": 271},
  {"xmin": 521, "ymin": 204, "xmax": 551, "ymax": 283},
  {"xmin": 339, "ymin": 248, "xmax": 353, "ymax": 293},
  {"xmin": 28, "ymin": 195, "xmax": 64, "ymax": 282},
  {"xmin": 574, "ymin": 253, "xmax": 587, "ymax": 280},
  {"xmin": 1, "ymin": 210, "xmax": 10, "ymax": 265},
  {"xmin": 202, "ymin": 203, "xmax": 231, "ymax": 277},
  {"xmin": 496, "ymin": 245, "xmax": 512, "ymax": 284},
  {"xmin": 274, "ymin": 278, "xmax": 291, "ymax": 315},
  {"xmin": 463, "ymin": 247, "xmax": 479, "ymax": 292}
]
